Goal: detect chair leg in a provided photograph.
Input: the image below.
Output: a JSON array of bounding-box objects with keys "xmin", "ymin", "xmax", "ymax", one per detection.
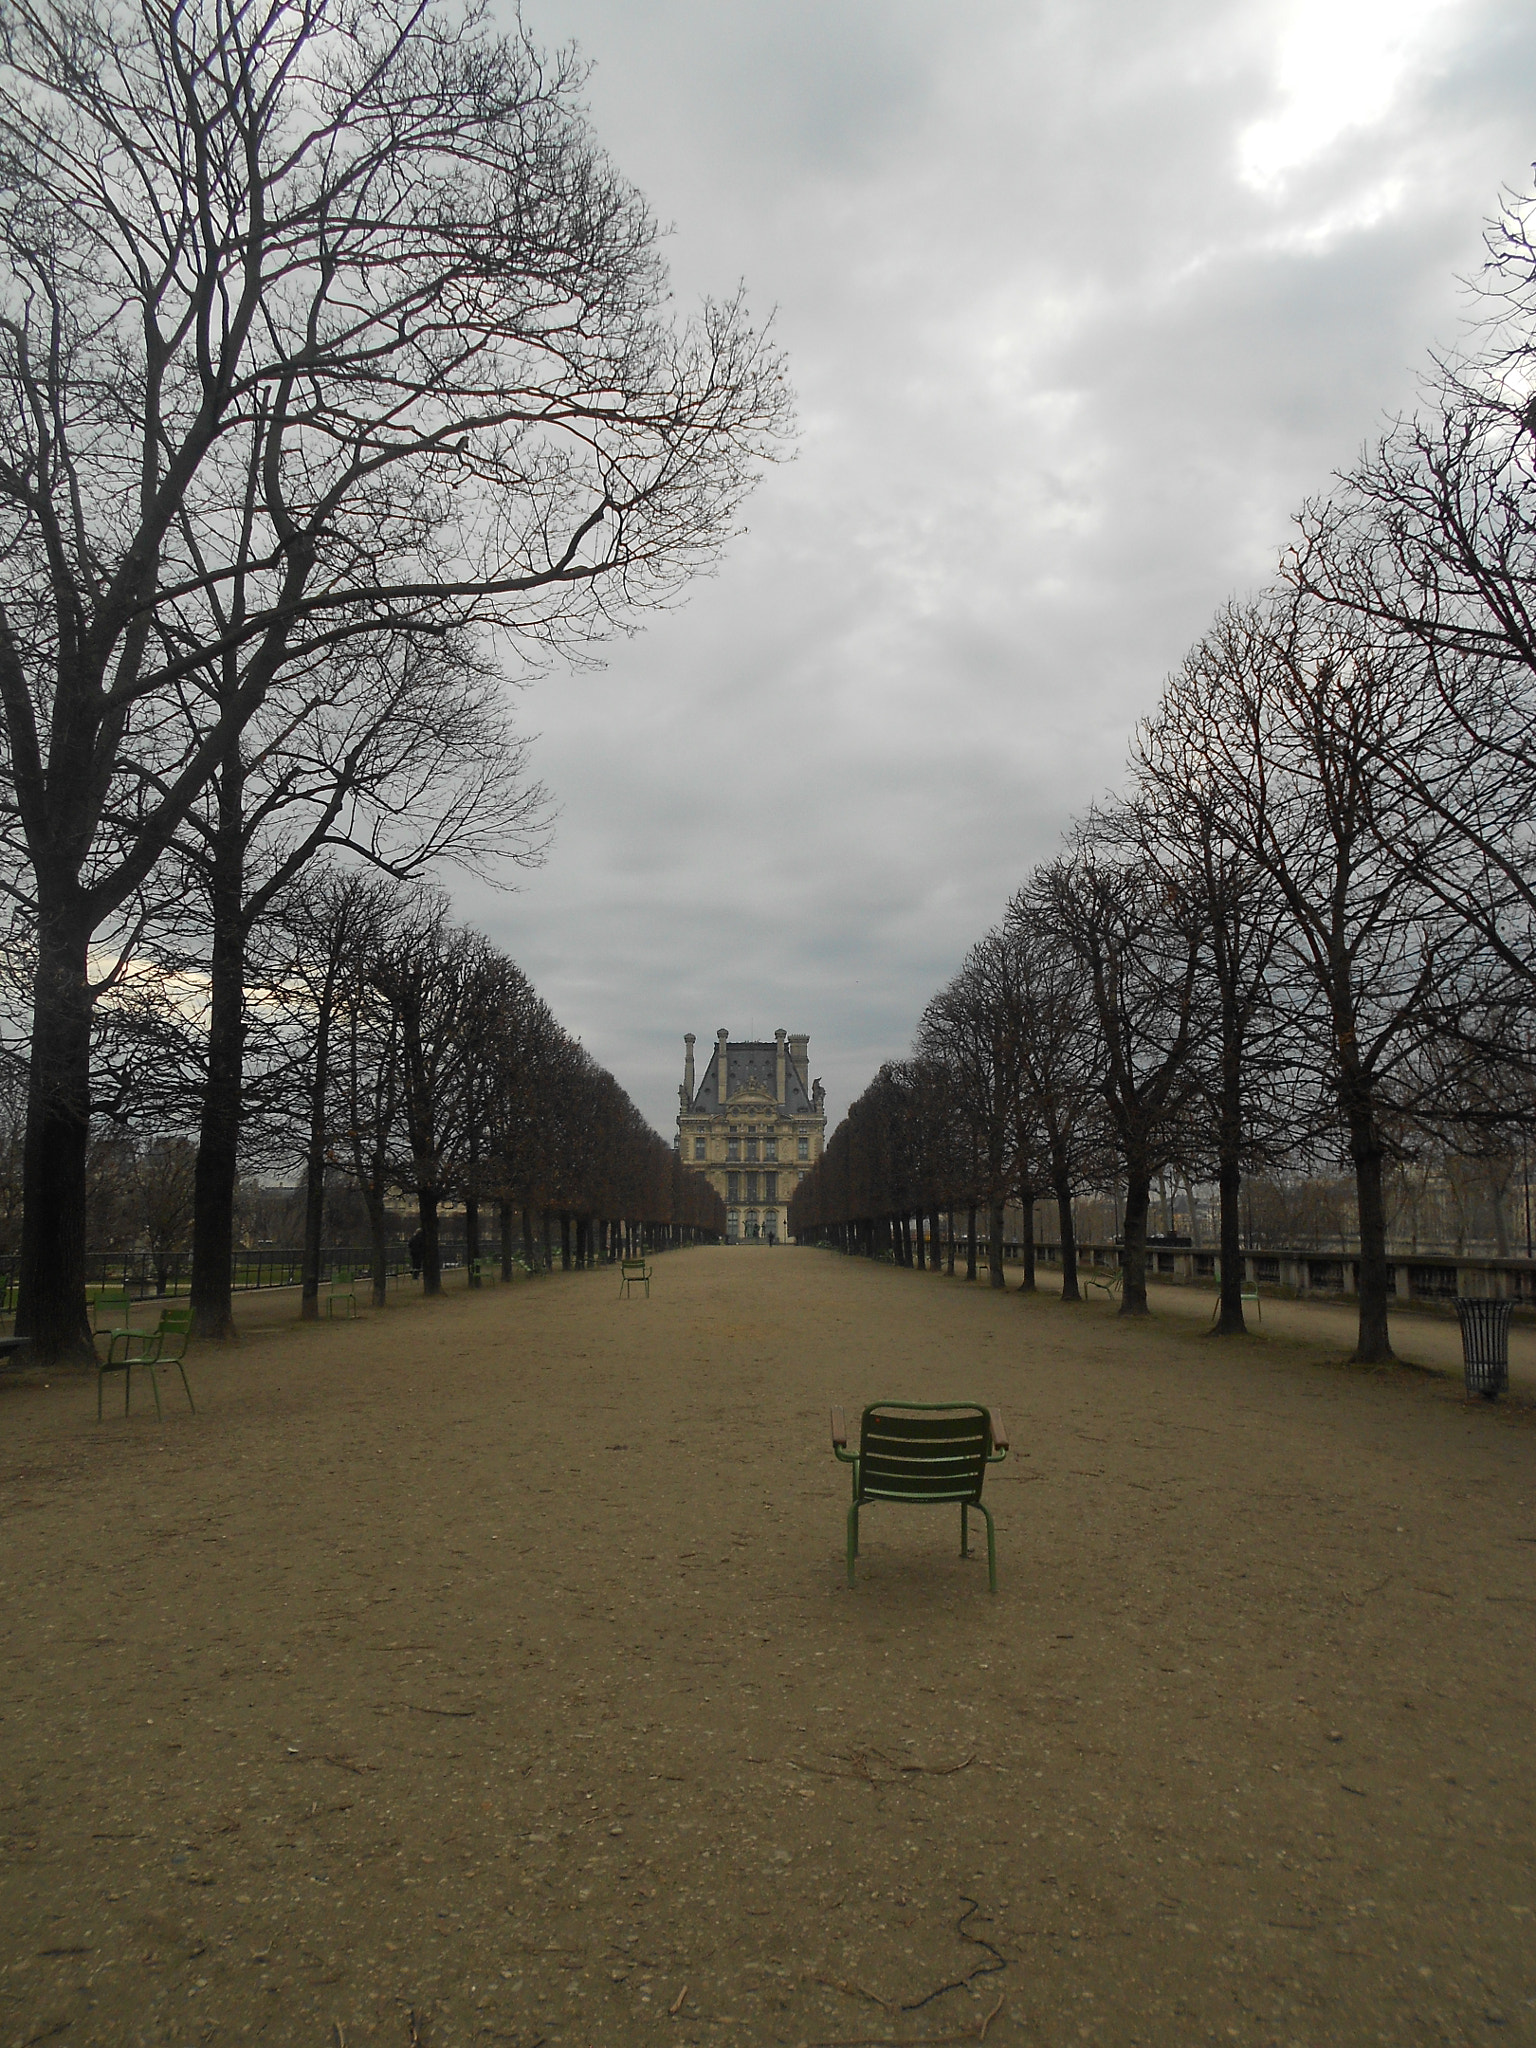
[
  {"xmin": 178, "ymin": 1364, "xmax": 196, "ymax": 1415},
  {"xmin": 97, "ymin": 1369, "xmax": 104, "ymax": 1422},
  {"xmin": 846, "ymin": 1503, "xmax": 859, "ymax": 1587},
  {"xmin": 147, "ymin": 1364, "xmax": 162, "ymax": 1421},
  {"xmin": 975, "ymin": 1501, "xmax": 998, "ymax": 1593},
  {"xmin": 124, "ymin": 1364, "xmax": 132, "ymax": 1416},
  {"xmin": 960, "ymin": 1502, "xmax": 969, "ymax": 1556}
]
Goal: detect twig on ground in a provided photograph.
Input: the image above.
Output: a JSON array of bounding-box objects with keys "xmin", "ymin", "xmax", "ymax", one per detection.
[
  {"xmin": 812, "ymin": 1973, "xmax": 897, "ymax": 2012},
  {"xmin": 406, "ymin": 1705, "xmax": 475, "ymax": 1718},
  {"xmin": 803, "ymin": 1988, "xmax": 1005, "ymax": 2046},
  {"xmin": 669, "ymin": 1984, "xmax": 689, "ymax": 2014}
]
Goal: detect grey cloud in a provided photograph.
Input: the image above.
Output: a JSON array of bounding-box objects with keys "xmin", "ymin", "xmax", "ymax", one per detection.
[{"xmin": 464, "ymin": 0, "xmax": 1536, "ymax": 1132}]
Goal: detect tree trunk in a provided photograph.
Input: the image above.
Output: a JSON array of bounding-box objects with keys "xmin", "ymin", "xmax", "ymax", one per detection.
[
  {"xmin": 523, "ymin": 1205, "xmax": 536, "ymax": 1272},
  {"xmin": 1017, "ymin": 1187, "xmax": 1036, "ymax": 1291},
  {"xmin": 1213, "ymin": 1021, "xmax": 1247, "ymax": 1335},
  {"xmin": 300, "ymin": 1148, "xmax": 326, "ymax": 1323},
  {"xmin": 1215, "ymin": 1154, "xmax": 1246, "ymax": 1336},
  {"xmin": 966, "ymin": 1205, "xmax": 978, "ymax": 1282},
  {"xmin": 299, "ymin": 998, "xmax": 332, "ymax": 1323},
  {"xmin": 499, "ymin": 1199, "xmax": 515, "ymax": 1280},
  {"xmin": 364, "ymin": 1183, "xmax": 389, "ymax": 1308},
  {"xmin": 1054, "ymin": 1171, "xmax": 1080, "ymax": 1302},
  {"xmin": 914, "ymin": 1212, "xmax": 926, "ymax": 1270},
  {"xmin": 946, "ymin": 1209, "xmax": 956, "ymax": 1275},
  {"xmin": 987, "ymin": 1201, "xmax": 1004, "ymax": 1288},
  {"xmin": 189, "ymin": 753, "xmax": 248, "ymax": 1341},
  {"xmin": 1120, "ymin": 1172, "xmax": 1151, "ymax": 1316},
  {"xmin": 560, "ymin": 1211, "xmax": 572, "ymax": 1270},
  {"xmin": 15, "ymin": 899, "xmax": 96, "ymax": 1364},
  {"xmin": 1352, "ymin": 1136, "xmax": 1395, "ymax": 1363},
  {"xmin": 465, "ymin": 1196, "xmax": 481, "ymax": 1284},
  {"xmin": 418, "ymin": 1186, "xmax": 442, "ymax": 1295}
]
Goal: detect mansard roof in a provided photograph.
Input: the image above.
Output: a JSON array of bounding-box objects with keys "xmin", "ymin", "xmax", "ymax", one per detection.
[{"xmin": 689, "ymin": 1040, "xmax": 815, "ymax": 1116}]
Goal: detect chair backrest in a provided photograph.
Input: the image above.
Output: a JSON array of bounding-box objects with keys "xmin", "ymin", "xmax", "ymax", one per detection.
[
  {"xmin": 857, "ymin": 1403, "xmax": 993, "ymax": 1504},
  {"xmin": 92, "ymin": 1288, "xmax": 132, "ymax": 1328}
]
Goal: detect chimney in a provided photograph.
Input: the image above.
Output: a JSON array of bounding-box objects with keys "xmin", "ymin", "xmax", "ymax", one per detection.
[
  {"xmin": 716, "ymin": 1028, "xmax": 730, "ymax": 1107},
  {"xmin": 774, "ymin": 1028, "xmax": 787, "ymax": 1105},
  {"xmin": 683, "ymin": 1032, "xmax": 696, "ymax": 1103},
  {"xmin": 788, "ymin": 1033, "xmax": 810, "ymax": 1097}
]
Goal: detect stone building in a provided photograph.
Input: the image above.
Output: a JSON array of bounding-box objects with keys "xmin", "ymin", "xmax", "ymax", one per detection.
[{"xmin": 677, "ymin": 1029, "xmax": 826, "ymax": 1244}]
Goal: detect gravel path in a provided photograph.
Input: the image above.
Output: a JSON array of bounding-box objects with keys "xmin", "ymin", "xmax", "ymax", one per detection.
[{"xmin": 2, "ymin": 1247, "xmax": 1533, "ymax": 2047}]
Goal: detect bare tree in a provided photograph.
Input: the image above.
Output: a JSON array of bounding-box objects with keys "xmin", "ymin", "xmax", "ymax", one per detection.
[
  {"xmin": 269, "ymin": 862, "xmax": 407, "ymax": 1319},
  {"xmin": 917, "ymin": 935, "xmax": 1026, "ymax": 1289},
  {"xmin": 0, "ymin": 0, "xmax": 790, "ymax": 1361},
  {"xmin": 178, "ymin": 627, "xmax": 546, "ymax": 1336},
  {"xmin": 1038, "ymin": 832, "xmax": 1206, "ymax": 1317},
  {"xmin": 1126, "ymin": 710, "xmax": 1290, "ymax": 1335},
  {"xmin": 999, "ymin": 891, "xmax": 1105, "ymax": 1304},
  {"xmin": 1156, "ymin": 596, "xmax": 1473, "ymax": 1360}
]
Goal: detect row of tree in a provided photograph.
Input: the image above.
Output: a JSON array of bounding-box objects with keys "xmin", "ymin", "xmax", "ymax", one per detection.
[
  {"xmin": 275, "ymin": 868, "xmax": 723, "ymax": 1317},
  {"xmin": 792, "ymin": 182, "xmax": 1536, "ymax": 1364},
  {"xmin": 0, "ymin": 0, "xmax": 784, "ymax": 1361}
]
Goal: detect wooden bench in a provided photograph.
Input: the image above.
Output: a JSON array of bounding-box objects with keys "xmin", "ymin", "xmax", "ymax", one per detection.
[{"xmin": 831, "ymin": 1401, "xmax": 1009, "ymax": 1592}]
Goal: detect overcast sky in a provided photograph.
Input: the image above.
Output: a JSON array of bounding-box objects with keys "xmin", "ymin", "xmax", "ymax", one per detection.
[{"xmin": 463, "ymin": 0, "xmax": 1536, "ymax": 1137}]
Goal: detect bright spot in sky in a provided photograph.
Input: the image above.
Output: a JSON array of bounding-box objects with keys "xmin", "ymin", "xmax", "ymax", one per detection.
[{"xmin": 1240, "ymin": 0, "xmax": 1467, "ymax": 190}]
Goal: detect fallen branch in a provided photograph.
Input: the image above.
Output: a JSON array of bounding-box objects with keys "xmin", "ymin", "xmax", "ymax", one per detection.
[{"xmin": 812, "ymin": 1898, "xmax": 1006, "ymax": 2023}]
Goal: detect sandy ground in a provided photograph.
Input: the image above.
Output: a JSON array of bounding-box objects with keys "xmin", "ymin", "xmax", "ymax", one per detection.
[{"xmin": 2, "ymin": 1248, "xmax": 1534, "ymax": 2048}]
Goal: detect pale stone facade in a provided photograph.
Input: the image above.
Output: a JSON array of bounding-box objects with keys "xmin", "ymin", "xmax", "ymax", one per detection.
[{"xmin": 677, "ymin": 1029, "xmax": 827, "ymax": 1244}]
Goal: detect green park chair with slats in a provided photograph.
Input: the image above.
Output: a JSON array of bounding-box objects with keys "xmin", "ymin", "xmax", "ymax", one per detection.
[
  {"xmin": 327, "ymin": 1269, "xmax": 357, "ymax": 1319},
  {"xmin": 97, "ymin": 1304, "xmax": 195, "ymax": 1421},
  {"xmin": 830, "ymin": 1400, "xmax": 1009, "ymax": 1592},
  {"xmin": 618, "ymin": 1257, "xmax": 651, "ymax": 1298}
]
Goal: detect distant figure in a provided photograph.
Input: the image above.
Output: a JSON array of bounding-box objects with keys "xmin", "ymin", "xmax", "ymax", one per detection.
[
  {"xmin": 812, "ymin": 1077, "xmax": 825, "ymax": 1113},
  {"xmin": 408, "ymin": 1227, "xmax": 425, "ymax": 1279}
]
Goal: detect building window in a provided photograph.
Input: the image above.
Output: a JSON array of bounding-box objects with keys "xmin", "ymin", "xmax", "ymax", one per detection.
[
  {"xmin": 764, "ymin": 1137, "xmax": 778, "ymax": 1161},
  {"xmin": 694, "ymin": 1138, "xmax": 706, "ymax": 1161},
  {"xmin": 798, "ymin": 1136, "xmax": 809, "ymax": 1161},
  {"xmin": 727, "ymin": 1138, "xmax": 739, "ymax": 1162},
  {"xmin": 765, "ymin": 1172, "xmax": 777, "ymax": 1202},
  {"xmin": 745, "ymin": 1137, "xmax": 759, "ymax": 1163},
  {"xmin": 745, "ymin": 1173, "xmax": 759, "ymax": 1202},
  {"xmin": 727, "ymin": 1210, "xmax": 739, "ymax": 1241},
  {"xmin": 727, "ymin": 1172, "xmax": 739, "ymax": 1202}
]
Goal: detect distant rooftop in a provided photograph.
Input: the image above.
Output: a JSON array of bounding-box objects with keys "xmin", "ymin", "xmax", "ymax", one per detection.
[{"xmin": 689, "ymin": 1040, "xmax": 815, "ymax": 1116}]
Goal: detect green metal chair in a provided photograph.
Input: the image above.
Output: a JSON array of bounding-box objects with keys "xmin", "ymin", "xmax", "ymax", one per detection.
[
  {"xmin": 97, "ymin": 1305, "xmax": 195, "ymax": 1421},
  {"xmin": 1084, "ymin": 1267, "xmax": 1122, "ymax": 1301},
  {"xmin": 831, "ymin": 1401, "xmax": 1009, "ymax": 1592},
  {"xmin": 618, "ymin": 1257, "xmax": 651, "ymax": 1298},
  {"xmin": 327, "ymin": 1269, "xmax": 357, "ymax": 1319}
]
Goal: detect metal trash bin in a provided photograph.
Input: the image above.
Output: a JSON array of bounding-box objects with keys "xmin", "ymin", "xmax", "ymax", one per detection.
[{"xmin": 1455, "ymin": 1297, "xmax": 1513, "ymax": 1400}]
